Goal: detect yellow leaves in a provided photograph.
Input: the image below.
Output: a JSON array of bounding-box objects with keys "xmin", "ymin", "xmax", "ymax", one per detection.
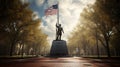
[{"xmin": 1, "ymin": 0, "xmax": 47, "ymax": 44}]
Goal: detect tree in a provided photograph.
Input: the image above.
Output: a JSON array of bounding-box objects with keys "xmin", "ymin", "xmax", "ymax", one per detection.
[
  {"xmin": 68, "ymin": 0, "xmax": 120, "ymax": 57},
  {"xmin": 68, "ymin": 21, "xmax": 97, "ymax": 56},
  {"xmin": 80, "ymin": 0, "xmax": 120, "ymax": 57},
  {"xmin": 0, "ymin": 0, "xmax": 48, "ymax": 56}
]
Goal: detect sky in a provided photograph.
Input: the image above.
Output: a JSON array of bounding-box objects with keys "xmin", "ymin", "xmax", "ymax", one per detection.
[{"xmin": 21, "ymin": 0, "xmax": 96, "ymax": 44}]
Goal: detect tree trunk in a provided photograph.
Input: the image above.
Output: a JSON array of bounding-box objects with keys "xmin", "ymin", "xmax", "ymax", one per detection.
[
  {"xmin": 10, "ymin": 40, "xmax": 16, "ymax": 56},
  {"xmin": 96, "ymin": 29, "xmax": 100, "ymax": 58},
  {"xmin": 21, "ymin": 43, "xmax": 25, "ymax": 57},
  {"xmin": 105, "ymin": 40, "xmax": 111, "ymax": 57},
  {"xmin": 10, "ymin": 44, "xmax": 14, "ymax": 56},
  {"xmin": 9, "ymin": 32, "xmax": 19, "ymax": 56}
]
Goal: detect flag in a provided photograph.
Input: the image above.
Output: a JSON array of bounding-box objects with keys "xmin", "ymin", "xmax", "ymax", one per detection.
[{"xmin": 45, "ymin": 4, "xmax": 58, "ymax": 16}]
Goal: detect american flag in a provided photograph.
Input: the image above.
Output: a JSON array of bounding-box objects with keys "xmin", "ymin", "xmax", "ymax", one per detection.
[{"xmin": 45, "ymin": 4, "xmax": 58, "ymax": 16}]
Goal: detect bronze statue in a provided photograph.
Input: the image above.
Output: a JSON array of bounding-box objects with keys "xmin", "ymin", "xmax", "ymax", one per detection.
[{"xmin": 56, "ymin": 23, "xmax": 64, "ymax": 40}]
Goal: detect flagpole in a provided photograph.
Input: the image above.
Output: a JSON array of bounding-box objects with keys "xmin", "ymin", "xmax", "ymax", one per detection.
[
  {"xmin": 57, "ymin": 1, "xmax": 59, "ymax": 24},
  {"xmin": 56, "ymin": 1, "xmax": 59, "ymax": 40}
]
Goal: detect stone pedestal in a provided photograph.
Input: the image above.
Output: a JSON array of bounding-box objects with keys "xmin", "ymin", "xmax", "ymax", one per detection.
[{"xmin": 50, "ymin": 40, "xmax": 68, "ymax": 57}]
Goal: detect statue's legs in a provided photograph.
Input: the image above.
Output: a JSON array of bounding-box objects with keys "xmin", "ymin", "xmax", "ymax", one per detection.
[
  {"xmin": 56, "ymin": 34, "xmax": 58, "ymax": 40},
  {"xmin": 57, "ymin": 35, "xmax": 61, "ymax": 40},
  {"xmin": 59, "ymin": 35, "xmax": 61, "ymax": 40},
  {"xmin": 57, "ymin": 32, "xmax": 62, "ymax": 40},
  {"xmin": 58, "ymin": 34, "xmax": 62, "ymax": 40},
  {"xmin": 56, "ymin": 34, "xmax": 59, "ymax": 40}
]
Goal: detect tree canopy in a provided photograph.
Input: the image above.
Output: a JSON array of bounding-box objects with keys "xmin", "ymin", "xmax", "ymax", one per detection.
[
  {"xmin": 0, "ymin": 0, "xmax": 48, "ymax": 56},
  {"xmin": 68, "ymin": 0, "xmax": 120, "ymax": 57}
]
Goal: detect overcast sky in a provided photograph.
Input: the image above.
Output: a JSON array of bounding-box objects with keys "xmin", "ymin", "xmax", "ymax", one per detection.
[{"xmin": 22, "ymin": 0, "xmax": 96, "ymax": 44}]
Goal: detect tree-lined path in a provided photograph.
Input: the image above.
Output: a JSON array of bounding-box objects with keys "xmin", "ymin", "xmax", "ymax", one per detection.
[{"xmin": 0, "ymin": 0, "xmax": 120, "ymax": 67}]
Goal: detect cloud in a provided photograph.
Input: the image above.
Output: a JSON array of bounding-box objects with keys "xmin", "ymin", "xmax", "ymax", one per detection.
[
  {"xmin": 41, "ymin": 15, "xmax": 57, "ymax": 43},
  {"xmin": 36, "ymin": 0, "xmax": 44, "ymax": 6},
  {"xmin": 40, "ymin": 0, "xmax": 96, "ymax": 44},
  {"xmin": 81, "ymin": 0, "xmax": 96, "ymax": 4},
  {"xmin": 47, "ymin": 0, "xmax": 59, "ymax": 6},
  {"xmin": 32, "ymin": 11, "xmax": 40, "ymax": 20},
  {"xmin": 20, "ymin": 0, "xmax": 29, "ymax": 3}
]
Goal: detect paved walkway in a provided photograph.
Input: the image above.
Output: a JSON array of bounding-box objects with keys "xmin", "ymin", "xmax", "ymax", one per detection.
[{"xmin": 0, "ymin": 57, "xmax": 120, "ymax": 67}]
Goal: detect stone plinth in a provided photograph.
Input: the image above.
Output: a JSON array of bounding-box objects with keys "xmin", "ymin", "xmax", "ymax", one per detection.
[{"xmin": 50, "ymin": 40, "xmax": 68, "ymax": 57}]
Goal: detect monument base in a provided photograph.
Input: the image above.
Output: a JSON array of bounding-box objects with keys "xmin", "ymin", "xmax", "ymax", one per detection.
[{"xmin": 50, "ymin": 40, "xmax": 68, "ymax": 57}]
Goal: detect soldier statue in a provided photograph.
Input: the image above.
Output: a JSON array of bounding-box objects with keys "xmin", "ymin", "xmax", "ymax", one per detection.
[{"xmin": 56, "ymin": 23, "xmax": 64, "ymax": 40}]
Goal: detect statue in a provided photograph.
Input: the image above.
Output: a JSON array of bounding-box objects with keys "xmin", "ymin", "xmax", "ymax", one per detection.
[
  {"xmin": 50, "ymin": 23, "xmax": 68, "ymax": 57},
  {"xmin": 56, "ymin": 23, "xmax": 64, "ymax": 40}
]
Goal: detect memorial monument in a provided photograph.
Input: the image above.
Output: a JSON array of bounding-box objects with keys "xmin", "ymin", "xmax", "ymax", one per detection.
[{"xmin": 50, "ymin": 23, "xmax": 68, "ymax": 57}]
